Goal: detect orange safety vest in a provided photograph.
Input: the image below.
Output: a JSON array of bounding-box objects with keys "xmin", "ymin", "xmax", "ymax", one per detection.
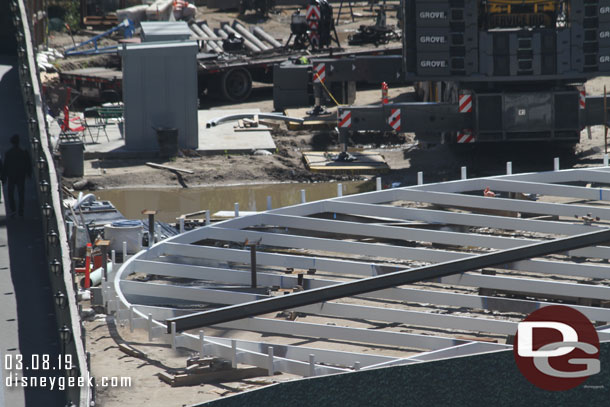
[{"xmin": 173, "ymin": 0, "xmax": 188, "ymax": 10}]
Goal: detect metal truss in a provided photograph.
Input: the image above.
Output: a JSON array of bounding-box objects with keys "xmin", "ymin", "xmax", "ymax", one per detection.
[{"xmin": 106, "ymin": 165, "xmax": 610, "ymax": 378}]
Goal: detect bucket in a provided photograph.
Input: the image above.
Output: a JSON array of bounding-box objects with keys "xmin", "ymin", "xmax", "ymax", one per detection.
[
  {"xmin": 154, "ymin": 127, "xmax": 178, "ymax": 157},
  {"xmin": 104, "ymin": 220, "xmax": 143, "ymax": 254}
]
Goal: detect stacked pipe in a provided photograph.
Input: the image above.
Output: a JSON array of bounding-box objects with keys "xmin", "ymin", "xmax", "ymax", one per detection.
[
  {"xmin": 222, "ymin": 22, "xmax": 262, "ymax": 53},
  {"xmin": 191, "ymin": 20, "xmax": 284, "ymax": 54},
  {"xmin": 199, "ymin": 22, "xmax": 224, "ymax": 53},
  {"xmin": 251, "ymin": 25, "xmax": 282, "ymax": 48},
  {"xmin": 232, "ymin": 21, "xmax": 270, "ymax": 51},
  {"xmin": 190, "ymin": 22, "xmax": 223, "ymax": 53}
]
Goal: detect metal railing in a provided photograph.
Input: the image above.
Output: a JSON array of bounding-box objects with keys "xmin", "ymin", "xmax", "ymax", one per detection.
[{"xmin": 10, "ymin": 1, "xmax": 91, "ymax": 405}]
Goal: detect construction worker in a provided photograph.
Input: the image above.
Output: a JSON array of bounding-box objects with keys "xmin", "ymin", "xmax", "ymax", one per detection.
[
  {"xmin": 172, "ymin": 0, "xmax": 197, "ymax": 21},
  {"xmin": 483, "ymin": 187, "xmax": 496, "ymax": 198},
  {"xmin": 3, "ymin": 134, "xmax": 31, "ymax": 218}
]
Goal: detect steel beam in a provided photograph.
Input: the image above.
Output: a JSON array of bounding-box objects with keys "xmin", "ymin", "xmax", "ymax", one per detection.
[
  {"xmin": 259, "ymin": 213, "xmax": 610, "ymax": 260},
  {"xmin": 166, "ymin": 229, "xmax": 610, "ymax": 332},
  {"xmin": 260, "ymin": 213, "xmax": 531, "ymax": 249},
  {"xmin": 127, "ymin": 273, "xmax": 517, "ymax": 335},
  {"xmin": 363, "ymin": 342, "xmax": 512, "ymax": 370},
  {"xmin": 133, "ymin": 305, "xmax": 396, "ymax": 368},
  {"xmin": 123, "ymin": 282, "xmax": 467, "ymax": 350},
  {"xmin": 426, "ymin": 178, "xmax": 610, "ymax": 202},
  {"xmin": 132, "ymin": 259, "xmax": 610, "ymax": 322},
  {"xmin": 159, "ymin": 242, "xmax": 399, "ymax": 276},
  {"xmin": 434, "ymin": 273, "xmax": 610, "ymax": 300},
  {"xmin": 204, "ymin": 226, "xmax": 470, "ymax": 263},
  {"xmin": 389, "ymin": 189, "xmax": 610, "ymax": 220},
  {"xmin": 322, "ymin": 201, "xmax": 598, "ymax": 236}
]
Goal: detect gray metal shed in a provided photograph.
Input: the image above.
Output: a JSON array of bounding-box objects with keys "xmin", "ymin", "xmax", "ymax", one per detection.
[
  {"xmin": 121, "ymin": 41, "xmax": 199, "ymax": 151},
  {"xmin": 140, "ymin": 21, "xmax": 192, "ymax": 43}
]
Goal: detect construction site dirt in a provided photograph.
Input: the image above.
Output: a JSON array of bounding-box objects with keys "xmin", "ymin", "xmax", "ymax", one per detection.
[
  {"xmin": 66, "ymin": 75, "xmax": 610, "ymax": 193},
  {"xmin": 41, "ymin": 5, "xmax": 610, "ymax": 407},
  {"xmin": 43, "ymin": 5, "xmax": 610, "ymax": 194}
]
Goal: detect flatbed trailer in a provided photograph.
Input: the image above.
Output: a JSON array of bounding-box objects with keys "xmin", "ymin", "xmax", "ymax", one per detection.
[
  {"xmin": 58, "ymin": 44, "xmax": 402, "ymax": 104},
  {"xmin": 59, "ymin": 67, "xmax": 123, "ymax": 101}
]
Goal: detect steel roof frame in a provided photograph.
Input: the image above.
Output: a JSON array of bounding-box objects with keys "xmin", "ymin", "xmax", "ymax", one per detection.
[{"xmin": 108, "ymin": 165, "xmax": 610, "ymax": 379}]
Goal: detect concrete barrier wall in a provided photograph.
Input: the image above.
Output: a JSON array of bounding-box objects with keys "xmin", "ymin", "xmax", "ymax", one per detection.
[
  {"xmin": 199, "ymin": 343, "xmax": 610, "ymax": 407},
  {"xmin": 11, "ymin": 1, "xmax": 91, "ymax": 405}
]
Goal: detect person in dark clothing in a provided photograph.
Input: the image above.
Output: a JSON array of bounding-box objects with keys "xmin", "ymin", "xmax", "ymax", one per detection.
[{"xmin": 2, "ymin": 134, "xmax": 31, "ymax": 217}]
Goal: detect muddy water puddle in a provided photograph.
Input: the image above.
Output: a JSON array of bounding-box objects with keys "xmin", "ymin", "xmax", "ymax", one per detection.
[{"xmin": 91, "ymin": 181, "xmax": 373, "ymax": 223}]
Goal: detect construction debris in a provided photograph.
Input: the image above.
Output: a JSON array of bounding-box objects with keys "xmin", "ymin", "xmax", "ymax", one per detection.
[
  {"xmin": 145, "ymin": 162, "xmax": 195, "ymax": 174},
  {"xmin": 157, "ymin": 367, "xmax": 269, "ymax": 387},
  {"xmin": 303, "ymin": 151, "xmax": 389, "ymax": 174}
]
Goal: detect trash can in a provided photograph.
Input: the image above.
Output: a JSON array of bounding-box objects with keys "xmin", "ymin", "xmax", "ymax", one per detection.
[
  {"xmin": 154, "ymin": 127, "xmax": 178, "ymax": 157},
  {"xmin": 59, "ymin": 140, "xmax": 84, "ymax": 177}
]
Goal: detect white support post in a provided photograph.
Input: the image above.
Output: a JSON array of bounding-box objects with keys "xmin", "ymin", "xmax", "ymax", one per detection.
[
  {"xmin": 417, "ymin": 172, "xmax": 423, "ymax": 185},
  {"xmin": 115, "ymin": 296, "xmax": 121, "ymax": 320},
  {"xmin": 231, "ymin": 339, "xmax": 238, "ymax": 368},
  {"xmin": 179, "ymin": 217, "xmax": 185, "ymax": 233},
  {"xmin": 376, "ymin": 177, "xmax": 382, "ymax": 191},
  {"xmin": 267, "ymin": 346, "xmax": 274, "ymax": 376},
  {"xmin": 171, "ymin": 322, "xmax": 177, "ymax": 350},
  {"xmin": 337, "ymin": 183, "xmax": 343, "ymax": 197},
  {"xmin": 111, "ymin": 250, "xmax": 116, "ymax": 267},
  {"xmin": 461, "ymin": 166, "xmax": 467, "ymax": 180},
  {"xmin": 301, "ymin": 189, "xmax": 306, "ymax": 204},
  {"xmin": 148, "ymin": 313, "xmax": 153, "ymax": 341},
  {"xmin": 122, "ymin": 241, "xmax": 127, "ymax": 262},
  {"xmin": 205, "ymin": 210, "xmax": 211, "ymax": 225},
  {"xmin": 309, "ymin": 354, "xmax": 316, "ymax": 377},
  {"xmin": 605, "ymin": 154, "xmax": 609, "ymax": 167},
  {"xmin": 267, "ymin": 196, "xmax": 272, "ymax": 210},
  {"xmin": 129, "ymin": 305, "xmax": 134, "ymax": 332},
  {"xmin": 234, "ymin": 202, "xmax": 240, "ymax": 217},
  {"xmin": 506, "ymin": 161, "xmax": 512, "ymax": 175},
  {"xmin": 554, "ymin": 157, "xmax": 560, "ymax": 171},
  {"xmin": 354, "ymin": 361, "xmax": 361, "ymax": 371},
  {"xmin": 199, "ymin": 330, "xmax": 205, "ymax": 357}
]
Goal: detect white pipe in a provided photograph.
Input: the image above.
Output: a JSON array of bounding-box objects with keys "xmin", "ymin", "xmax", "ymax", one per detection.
[
  {"xmin": 199, "ymin": 23, "xmax": 224, "ymax": 52},
  {"xmin": 73, "ymin": 193, "xmax": 96, "ymax": 210},
  {"xmin": 252, "ymin": 26, "xmax": 282, "ymax": 48},
  {"xmin": 222, "ymin": 23, "xmax": 261, "ymax": 53},
  {"xmin": 232, "ymin": 21, "xmax": 270, "ymax": 51},
  {"xmin": 207, "ymin": 113, "xmax": 303, "ymax": 128}
]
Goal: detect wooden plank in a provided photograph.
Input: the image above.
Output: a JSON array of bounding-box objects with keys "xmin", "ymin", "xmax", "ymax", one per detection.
[
  {"xmin": 234, "ymin": 127, "xmax": 271, "ymax": 132},
  {"xmin": 158, "ymin": 367, "xmax": 269, "ymax": 387},
  {"xmin": 118, "ymin": 343, "xmax": 147, "ymax": 358},
  {"xmin": 303, "ymin": 151, "xmax": 389, "ymax": 174},
  {"xmin": 284, "ymin": 108, "xmax": 337, "ymax": 131},
  {"xmin": 146, "ymin": 162, "xmax": 194, "ymax": 174},
  {"xmin": 212, "ymin": 211, "xmax": 260, "ymax": 219}
]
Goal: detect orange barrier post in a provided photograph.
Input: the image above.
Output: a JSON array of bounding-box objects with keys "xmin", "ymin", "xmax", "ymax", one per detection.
[
  {"xmin": 381, "ymin": 82, "xmax": 389, "ymax": 104},
  {"xmin": 85, "ymin": 242, "xmax": 92, "ymax": 289}
]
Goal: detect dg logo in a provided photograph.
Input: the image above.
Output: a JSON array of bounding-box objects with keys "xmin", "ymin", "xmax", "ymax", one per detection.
[{"xmin": 513, "ymin": 305, "xmax": 600, "ymax": 391}]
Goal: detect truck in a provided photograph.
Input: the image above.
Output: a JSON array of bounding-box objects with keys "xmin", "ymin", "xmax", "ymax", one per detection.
[
  {"xmin": 59, "ymin": 44, "xmax": 402, "ymax": 104},
  {"xmin": 275, "ymin": 0, "xmax": 610, "ymax": 149}
]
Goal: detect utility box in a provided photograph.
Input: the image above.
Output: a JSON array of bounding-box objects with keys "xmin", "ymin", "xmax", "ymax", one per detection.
[
  {"xmin": 140, "ymin": 22, "xmax": 192, "ymax": 43},
  {"xmin": 121, "ymin": 41, "xmax": 199, "ymax": 151}
]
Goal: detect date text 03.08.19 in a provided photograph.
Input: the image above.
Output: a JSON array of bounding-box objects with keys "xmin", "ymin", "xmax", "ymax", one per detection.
[{"xmin": 3, "ymin": 354, "xmax": 73, "ymax": 371}]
